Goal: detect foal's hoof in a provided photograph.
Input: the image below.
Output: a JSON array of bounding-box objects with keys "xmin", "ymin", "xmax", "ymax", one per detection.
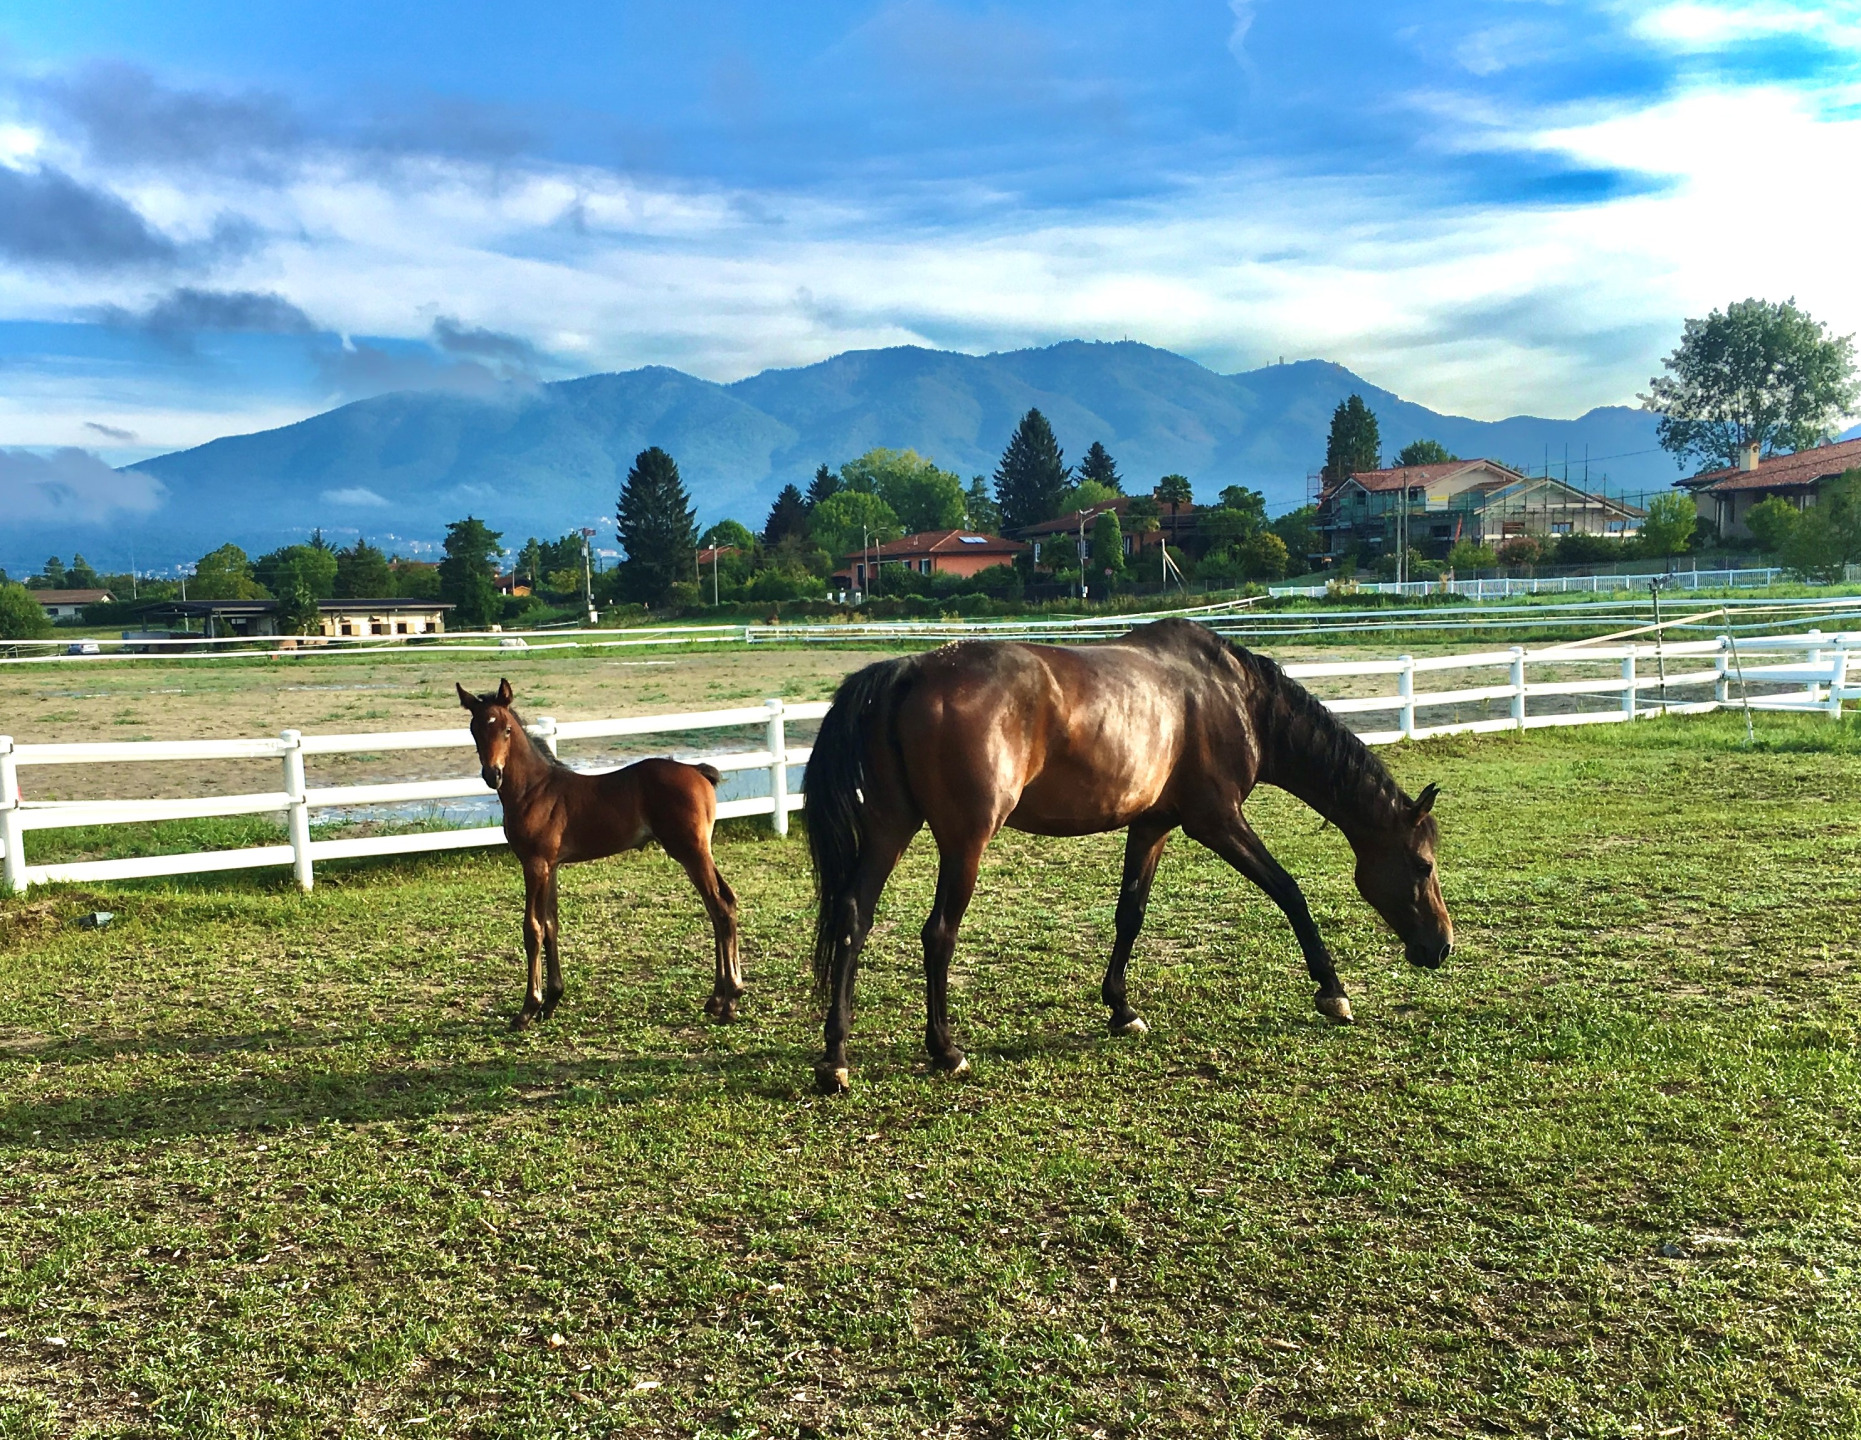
[
  {"xmin": 932, "ymin": 1053, "xmax": 970, "ymax": 1078},
  {"xmin": 815, "ymin": 1066, "xmax": 851, "ymax": 1096},
  {"xmin": 1315, "ymin": 995, "xmax": 1355, "ymax": 1025},
  {"xmin": 1110, "ymin": 1014, "xmax": 1150, "ymax": 1037},
  {"xmin": 703, "ymin": 993, "xmax": 741, "ymax": 1024}
]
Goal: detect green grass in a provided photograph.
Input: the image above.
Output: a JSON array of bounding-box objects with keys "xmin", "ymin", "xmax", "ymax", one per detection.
[{"xmin": 3, "ymin": 714, "xmax": 1860, "ymax": 1437}]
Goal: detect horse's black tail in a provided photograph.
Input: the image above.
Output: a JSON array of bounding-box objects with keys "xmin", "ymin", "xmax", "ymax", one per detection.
[{"xmin": 807, "ymin": 657, "xmax": 913, "ymax": 999}]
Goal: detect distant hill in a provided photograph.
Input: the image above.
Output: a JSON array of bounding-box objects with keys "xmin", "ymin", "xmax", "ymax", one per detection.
[{"xmin": 16, "ymin": 341, "xmax": 1677, "ymax": 568}]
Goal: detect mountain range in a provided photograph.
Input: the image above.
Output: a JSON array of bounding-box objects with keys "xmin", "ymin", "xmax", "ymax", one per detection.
[{"xmin": 18, "ymin": 341, "xmax": 1684, "ymax": 571}]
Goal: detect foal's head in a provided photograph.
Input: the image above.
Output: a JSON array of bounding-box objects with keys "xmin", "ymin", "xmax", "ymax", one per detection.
[
  {"xmin": 1351, "ymin": 782, "xmax": 1454, "ymax": 969},
  {"xmin": 457, "ymin": 677, "xmax": 522, "ymax": 790}
]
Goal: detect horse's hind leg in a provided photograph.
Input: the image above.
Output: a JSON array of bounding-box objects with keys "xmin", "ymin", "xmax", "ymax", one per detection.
[
  {"xmin": 1102, "ymin": 820, "xmax": 1173, "ymax": 1037},
  {"xmin": 921, "ymin": 837, "xmax": 986, "ymax": 1074},
  {"xmin": 818, "ymin": 817, "xmax": 916, "ymax": 1093},
  {"xmin": 669, "ymin": 832, "xmax": 741, "ymax": 1024},
  {"xmin": 540, "ymin": 863, "xmax": 566, "ymax": 1020}
]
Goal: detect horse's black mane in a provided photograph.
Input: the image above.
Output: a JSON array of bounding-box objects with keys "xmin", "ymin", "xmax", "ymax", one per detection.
[{"xmin": 1224, "ymin": 641, "xmax": 1410, "ymax": 827}]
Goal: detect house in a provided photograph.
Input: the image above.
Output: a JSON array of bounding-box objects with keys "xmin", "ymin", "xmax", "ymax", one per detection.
[
  {"xmin": 835, "ymin": 530, "xmax": 1027, "ymax": 590},
  {"xmin": 1679, "ymin": 437, "xmax": 1861, "ymax": 541},
  {"xmin": 1015, "ymin": 495, "xmax": 1192, "ymax": 562},
  {"xmin": 1317, "ymin": 459, "xmax": 1643, "ymax": 562},
  {"xmin": 495, "ymin": 572, "xmax": 532, "ymax": 597},
  {"xmin": 31, "ymin": 588, "xmax": 116, "ymax": 620},
  {"xmin": 148, "ymin": 598, "xmax": 454, "ymax": 639}
]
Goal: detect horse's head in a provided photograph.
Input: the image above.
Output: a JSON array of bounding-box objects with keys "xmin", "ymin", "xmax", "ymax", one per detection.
[
  {"xmin": 1352, "ymin": 782, "xmax": 1454, "ymax": 968},
  {"xmin": 457, "ymin": 677, "xmax": 518, "ymax": 790}
]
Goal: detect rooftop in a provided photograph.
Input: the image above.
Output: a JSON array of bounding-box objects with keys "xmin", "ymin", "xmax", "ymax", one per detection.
[
  {"xmin": 29, "ymin": 588, "xmax": 116, "ymax": 605},
  {"xmin": 846, "ymin": 529, "xmax": 1027, "ymax": 561},
  {"xmin": 1687, "ymin": 437, "xmax": 1861, "ymax": 494}
]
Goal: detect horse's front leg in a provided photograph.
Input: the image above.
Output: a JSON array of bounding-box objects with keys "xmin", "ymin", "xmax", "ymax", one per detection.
[
  {"xmin": 1102, "ymin": 819, "xmax": 1173, "ymax": 1036},
  {"xmin": 515, "ymin": 857, "xmax": 551, "ymax": 1029},
  {"xmin": 540, "ymin": 863, "xmax": 566, "ymax": 1020},
  {"xmin": 1186, "ymin": 811, "xmax": 1354, "ymax": 1024}
]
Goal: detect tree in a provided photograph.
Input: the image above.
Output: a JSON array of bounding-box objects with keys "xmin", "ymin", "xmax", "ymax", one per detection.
[
  {"xmin": 994, "ymin": 409, "xmax": 1070, "ymax": 532},
  {"xmin": 1125, "ymin": 494, "xmax": 1161, "ymax": 543},
  {"xmin": 0, "ymin": 581, "xmax": 54, "ymax": 639},
  {"xmin": 616, "ymin": 447, "xmax": 698, "ymax": 606},
  {"xmin": 762, "ymin": 485, "xmax": 810, "ymax": 547},
  {"xmin": 1642, "ymin": 298, "xmax": 1858, "ymax": 471},
  {"xmin": 1270, "ymin": 505, "xmax": 1318, "ymax": 564},
  {"xmin": 67, "ymin": 554, "xmax": 100, "ymax": 589},
  {"xmin": 1322, "ymin": 394, "xmax": 1382, "ymax": 485},
  {"xmin": 1217, "ymin": 486, "xmax": 1268, "ymax": 536},
  {"xmin": 839, "ymin": 448, "xmax": 967, "ymax": 534},
  {"xmin": 1744, "ymin": 495, "xmax": 1802, "ymax": 554},
  {"xmin": 1496, "ymin": 535, "xmax": 1542, "ymax": 568},
  {"xmin": 1198, "ymin": 506, "xmax": 1255, "ymax": 549},
  {"xmin": 1089, "ymin": 510, "xmax": 1125, "ymax": 593},
  {"xmin": 1396, "ymin": 439, "xmax": 1457, "ymax": 467},
  {"xmin": 334, "ymin": 538, "xmax": 392, "ymax": 598},
  {"xmin": 702, "ymin": 519, "xmax": 758, "ymax": 552},
  {"xmin": 806, "ymin": 463, "xmax": 841, "ymax": 511},
  {"xmin": 809, "ymin": 490, "xmax": 902, "ymax": 564},
  {"xmin": 439, "ymin": 516, "xmax": 504, "ymax": 627},
  {"xmin": 276, "ymin": 574, "xmax": 321, "ymax": 634},
  {"xmin": 1062, "ymin": 479, "xmax": 1120, "ymax": 511},
  {"xmin": 191, "ymin": 544, "xmax": 267, "ymax": 600},
  {"xmin": 1078, "ymin": 441, "xmax": 1122, "ymax": 492},
  {"xmin": 1781, "ymin": 469, "xmax": 1861, "ymax": 581},
  {"xmin": 1237, "ymin": 531, "xmax": 1290, "ymax": 581},
  {"xmin": 1156, "ymin": 474, "xmax": 1193, "ymax": 548},
  {"xmin": 256, "ymin": 543, "xmax": 338, "ymax": 603},
  {"xmin": 36, "ymin": 557, "xmax": 66, "ymax": 590},
  {"xmin": 1640, "ymin": 492, "xmax": 1700, "ymax": 561},
  {"xmin": 963, "ymin": 476, "xmax": 1001, "ymax": 533},
  {"xmin": 1446, "ymin": 538, "xmax": 1497, "ymax": 573}
]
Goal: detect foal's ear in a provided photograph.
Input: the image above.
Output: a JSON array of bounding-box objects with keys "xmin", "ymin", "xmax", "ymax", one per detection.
[
  {"xmin": 456, "ymin": 682, "xmax": 479, "ymax": 711},
  {"xmin": 1412, "ymin": 782, "xmax": 1441, "ymax": 819},
  {"xmin": 496, "ymin": 676, "xmax": 513, "ymax": 706}
]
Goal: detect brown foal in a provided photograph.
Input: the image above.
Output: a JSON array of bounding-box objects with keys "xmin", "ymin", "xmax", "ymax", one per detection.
[
  {"xmin": 458, "ymin": 679, "xmax": 743, "ymax": 1028},
  {"xmin": 806, "ymin": 619, "xmax": 1455, "ymax": 1093}
]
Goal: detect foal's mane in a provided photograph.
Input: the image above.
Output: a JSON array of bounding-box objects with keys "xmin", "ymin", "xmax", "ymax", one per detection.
[
  {"xmin": 1225, "ymin": 642, "xmax": 1410, "ymax": 828},
  {"xmin": 471, "ymin": 691, "xmax": 568, "ymax": 772}
]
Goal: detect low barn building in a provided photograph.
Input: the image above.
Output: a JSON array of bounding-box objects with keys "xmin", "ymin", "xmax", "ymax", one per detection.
[
  {"xmin": 32, "ymin": 588, "xmax": 116, "ymax": 620},
  {"xmin": 1679, "ymin": 437, "xmax": 1861, "ymax": 541},
  {"xmin": 150, "ymin": 598, "xmax": 453, "ymax": 639}
]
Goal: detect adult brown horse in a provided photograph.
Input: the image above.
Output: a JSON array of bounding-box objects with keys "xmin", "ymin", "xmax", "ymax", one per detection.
[
  {"xmin": 458, "ymin": 679, "xmax": 743, "ymax": 1028},
  {"xmin": 805, "ymin": 619, "xmax": 1453, "ymax": 1093}
]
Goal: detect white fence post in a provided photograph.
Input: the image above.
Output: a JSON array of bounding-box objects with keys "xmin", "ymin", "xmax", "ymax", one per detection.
[
  {"xmin": 0, "ymin": 737, "xmax": 23, "ymax": 895},
  {"xmin": 1397, "ymin": 655, "xmax": 1415, "ymax": 740},
  {"xmin": 1830, "ymin": 645, "xmax": 1849, "ymax": 723},
  {"xmin": 1509, "ymin": 647, "xmax": 1526, "ymax": 730},
  {"xmin": 1621, "ymin": 651, "xmax": 1638, "ymax": 720},
  {"xmin": 281, "ymin": 729, "xmax": 313, "ymax": 892},
  {"xmin": 1807, "ymin": 630, "xmax": 1826, "ymax": 708},
  {"xmin": 535, "ymin": 716, "xmax": 559, "ymax": 757},
  {"xmin": 765, "ymin": 697, "xmax": 789, "ymax": 837},
  {"xmin": 1715, "ymin": 637, "xmax": 1730, "ymax": 705}
]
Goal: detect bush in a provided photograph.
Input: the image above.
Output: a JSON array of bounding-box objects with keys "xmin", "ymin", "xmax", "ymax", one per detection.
[
  {"xmin": 1446, "ymin": 539, "xmax": 1497, "ymax": 573},
  {"xmin": 1745, "ymin": 495, "xmax": 1801, "ymax": 554},
  {"xmin": 0, "ymin": 581, "xmax": 54, "ymax": 639},
  {"xmin": 1496, "ymin": 535, "xmax": 1542, "ymax": 567}
]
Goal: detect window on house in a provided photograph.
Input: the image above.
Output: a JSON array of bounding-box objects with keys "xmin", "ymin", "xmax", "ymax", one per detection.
[
  {"xmin": 397, "ymin": 622, "xmax": 408, "ymax": 634},
  {"xmin": 1552, "ymin": 523, "xmax": 1572, "ymax": 535},
  {"xmin": 1605, "ymin": 520, "xmax": 1624, "ymax": 534},
  {"xmin": 340, "ymin": 622, "xmax": 353, "ymax": 636}
]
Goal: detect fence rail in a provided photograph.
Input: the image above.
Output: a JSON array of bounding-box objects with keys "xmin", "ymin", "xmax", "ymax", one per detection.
[
  {"xmin": 1, "ymin": 634, "xmax": 1855, "ymax": 895},
  {"xmin": 1269, "ymin": 567, "xmax": 1788, "ymax": 600}
]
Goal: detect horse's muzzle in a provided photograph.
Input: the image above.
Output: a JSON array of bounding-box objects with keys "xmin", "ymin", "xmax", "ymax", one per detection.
[
  {"xmin": 1407, "ymin": 939, "xmax": 1452, "ymax": 969},
  {"xmin": 481, "ymin": 764, "xmax": 503, "ymax": 790}
]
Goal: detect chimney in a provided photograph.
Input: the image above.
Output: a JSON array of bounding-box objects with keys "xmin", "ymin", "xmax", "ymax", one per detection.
[{"xmin": 1736, "ymin": 441, "xmax": 1761, "ymax": 472}]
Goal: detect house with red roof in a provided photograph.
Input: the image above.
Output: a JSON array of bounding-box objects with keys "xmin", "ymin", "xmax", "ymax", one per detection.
[
  {"xmin": 1678, "ymin": 438, "xmax": 1861, "ymax": 541},
  {"xmin": 835, "ymin": 529, "xmax": 1027, "ymax": 591}
]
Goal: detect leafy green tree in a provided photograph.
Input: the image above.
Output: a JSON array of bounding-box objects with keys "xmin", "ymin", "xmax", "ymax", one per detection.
[
  {"xmin": 439, "ymin": 516, "xmax": 505, "ymax": 627},
  {"xmin": 1062, "ymin": 479, "xmax": 1120, "ymax": 511},
  {"xmin": 1446, "ymin": 539, "xmax": 1497, "ymax": 573},
  {"xmin": 0, "ymin": 581, "xmax": 54, "ymax": 639},
  {"xmin": 276, "ymin": 574, "xmax": 321, "ymax": 634},
  {"xmin": 1781, "ymin": 469, "xmax": 1861, "ymax": 581},
  {"xmin": 1396, "ymin": 439, "xmax": 1457, "ymax": 467},
  {"xmin": 838, "ymin": 448, "xmax": 966, "ymax": 533},
  {"xmin": 994, "ymin": 409, "xmax": 1070, "ymax": 532},
  {"xmin": 67, "ymin": 554, "xmax": 100, "ymax": 589},
  {"xmin": 1271, "ymin": 505, "xmax": 1318, "ymax": 565},
  {"xmin": 1497, "ymin": 535, "xmax": 1542, "ymax": 568},
  {"xmin": 702, "ymin": 519, "xmax": 758, "ymax": 552},
  {"xmin": 806, "ymin": 463, "xmax": 841, "ymax": 510},
  {"xmin": 1744, "ymin": 495, "xmax": 1802, "ymax": 554},
  {"xmin": 1238, "ymin": 531, "xmax": 1290, "ymax": 581},
  {"xmin": 763, "ymin": 485, "xmax": 810, "ymax": 546},
  {"xmin": 389, "ymin": 559, "xmax": 442, "ymax": 599},
  {"xmin": 334, "ymin": 538, "xmax": 392, "ymax": 598},
  {"xmin": 1089, "ymin": 510, "xmax": 1125, "ymax": 590},
  {"xmin": 1642, "ymin": 298, "xmax": 1858, "ymax": 471},
  {"xmin": 1078, "ymin": 441, "xmax": 1122, "ymax": 492},
  {"xmin": 1322, "ymin": 394, "xmax": 1382, "ymax": 484},
  {"xmin": 1198, "ymin": 507, "xmax": 1255, "ymax": 549},
  {"xmin": 616, "ymin": 447, "xmax": 698, "ymax": 606},
  {"xmin": 256, "ymin": 543, "xmax": 338, "ymax": 603},
  {"xmin": 1640, "ymin": 492, "xmax": 1700, "ymax": 560},
  {"xmin": 810, "ymin": 491, "xmax": 902, "ymax": 563},
  {"xmin": 191, "ymin": 544, "xmax": 267, "ymax": 600},
  {"xmin": 36, "ymin": 557, "xmax": 66, "ymax": 589},
  {"xmin": 1217, "ymin": 486, "xmax": 1268, "ymax": 535},
  {"xmin": 963, "ymin": 476, "xmax": 1001, "ymax": 533}
]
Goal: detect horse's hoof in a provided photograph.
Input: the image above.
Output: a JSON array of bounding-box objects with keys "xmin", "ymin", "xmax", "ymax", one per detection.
[
  {"xmin": 1315, "ymin": 995, "xmax": 1354, "ymax": 1025},
  {"xmin": 510, "ymin": 1012, "xmax": 535, "ymax": 1032},
  {"xmin": 815, "ymin": 1066, "xmax": 851, "ymax": 1095},
  {"xmin": 933, "ymin": 1054, "xmax": 970, "ymax": 1078},
  {"xmin": 1111, "ymin": 1015, "xmax": 1149, "ymax": 1037}
]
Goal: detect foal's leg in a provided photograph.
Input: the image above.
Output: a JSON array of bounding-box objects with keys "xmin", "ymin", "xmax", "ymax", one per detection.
[
  {"xmin": 920, "ymin": 835, "xmax": 987, "ymax": 1074},
  {"xmin": 666, "ymin": 830, "xmax": 741, "ymax": 1023},
  {"xmin": 515, "ymin": 856, "xmax": 551, "ymax": 1030},
  {"xmin": 817, "ymin": 818, "xmax": 917, "ymax": 1094},
  {"xmin": 1102, "ymin": 819, "xmax": 1173, "ymax": 1037},
  {"xmin": 540, "ymin": 863, "xmax": 566, "ymax": 1020},
  {"xmin": 1186, "ymin": 811, "xmax": 1354, "ymax": 1024}
]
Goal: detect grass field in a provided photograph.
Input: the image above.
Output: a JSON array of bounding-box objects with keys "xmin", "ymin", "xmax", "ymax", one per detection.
[{"xmin": 3, "ymin": 713, "xmax": 1860, "ymax": 1437}]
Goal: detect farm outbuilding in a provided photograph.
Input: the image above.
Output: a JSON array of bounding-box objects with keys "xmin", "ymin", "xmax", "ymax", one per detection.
[{"xmin": 148, "ymin": 598, "xmax": 454, "ymax": 639}]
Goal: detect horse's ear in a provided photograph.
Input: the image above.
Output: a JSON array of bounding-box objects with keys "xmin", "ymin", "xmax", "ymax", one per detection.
[
  {"xmin": 456, "ymin": 682, "xmax": 478, "ymax": 711},
  {"xmin": 1412, "ymin": 782, "xmax": 1440, "ymax": 819},
  {"xmin": 496, "ymin": 676, "xmax": 513, "ymax": 706}
]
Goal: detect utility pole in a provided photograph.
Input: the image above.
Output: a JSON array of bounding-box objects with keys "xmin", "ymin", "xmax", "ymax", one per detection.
[{"xmin": 580, "ymin": 528, "xmax": 597, "ymax": 625}]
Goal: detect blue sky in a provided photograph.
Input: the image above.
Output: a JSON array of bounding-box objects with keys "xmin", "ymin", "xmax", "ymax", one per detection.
[{"xmin": 2, "ymin": 0, "xmax": 1858, "ymax": 497}]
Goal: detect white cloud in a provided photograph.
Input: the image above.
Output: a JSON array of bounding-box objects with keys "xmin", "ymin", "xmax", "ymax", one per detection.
[
  {"xmin": 0, "ymin": 446, "xmax": 165, "ymax": 523},
  {"xmin": 321, "ymin": 486, "xmax": 390, "ymax": 507}
]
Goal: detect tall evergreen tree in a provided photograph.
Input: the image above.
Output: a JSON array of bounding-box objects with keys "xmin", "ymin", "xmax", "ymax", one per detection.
[
  {"xmin": 1078, "ymin": 441, "xmax": 1122, "ymax": 492},
  {"xmin": 616, "ymin": 446, "xmax": 698, "ymax": 605},
  {"xmin": 439, "ymin": 516, "xmax": 504, "ymax": 627},
  {"xmin": 1322, "ymin": 394, "xmax": 1382, "ymax": 484},
  {"xmin": 763, "ymin": 484, "xmax": 811, "ymax": 546},
  {"xmin": 39, "ymin": 557, "xmax": 67, "ymax": 589},
  {"xmin": 993, "ymin": 408, "xmax": 1070, "ymax": 533},
  {"xmin": 806, "ymin": 463, "xmax": 841, "ymax": 510},
  {"xmin": 963, "ymin": 476, "xmax": 1001, "ymax": 533},
  {"xmin": 334, "ymin": 538, "xmax": 392, "ymax": 598}
]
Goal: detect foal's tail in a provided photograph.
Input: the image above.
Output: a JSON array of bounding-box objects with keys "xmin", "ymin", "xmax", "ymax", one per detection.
[
  {"xmin": 807, "ymin": 657, "xmax": 913, "ymax": 998},
  {"xmin": 694, "ymin": 762, "xmax": 723, "ymax": 786}
]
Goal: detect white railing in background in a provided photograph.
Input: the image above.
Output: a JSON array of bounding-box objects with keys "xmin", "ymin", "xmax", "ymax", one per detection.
[
  {"xmin": 1269, "ymin": 567, "xmax": 1787, "ymax": 600},
  {"xmin": 1, "ymin": 634, "xmax": 1854, "ymax": 895}
]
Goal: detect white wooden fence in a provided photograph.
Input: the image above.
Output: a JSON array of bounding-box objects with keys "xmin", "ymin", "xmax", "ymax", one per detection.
[{"xmin": 1, "ymin": 634, "xmax": 1854, "ymax": 895}]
